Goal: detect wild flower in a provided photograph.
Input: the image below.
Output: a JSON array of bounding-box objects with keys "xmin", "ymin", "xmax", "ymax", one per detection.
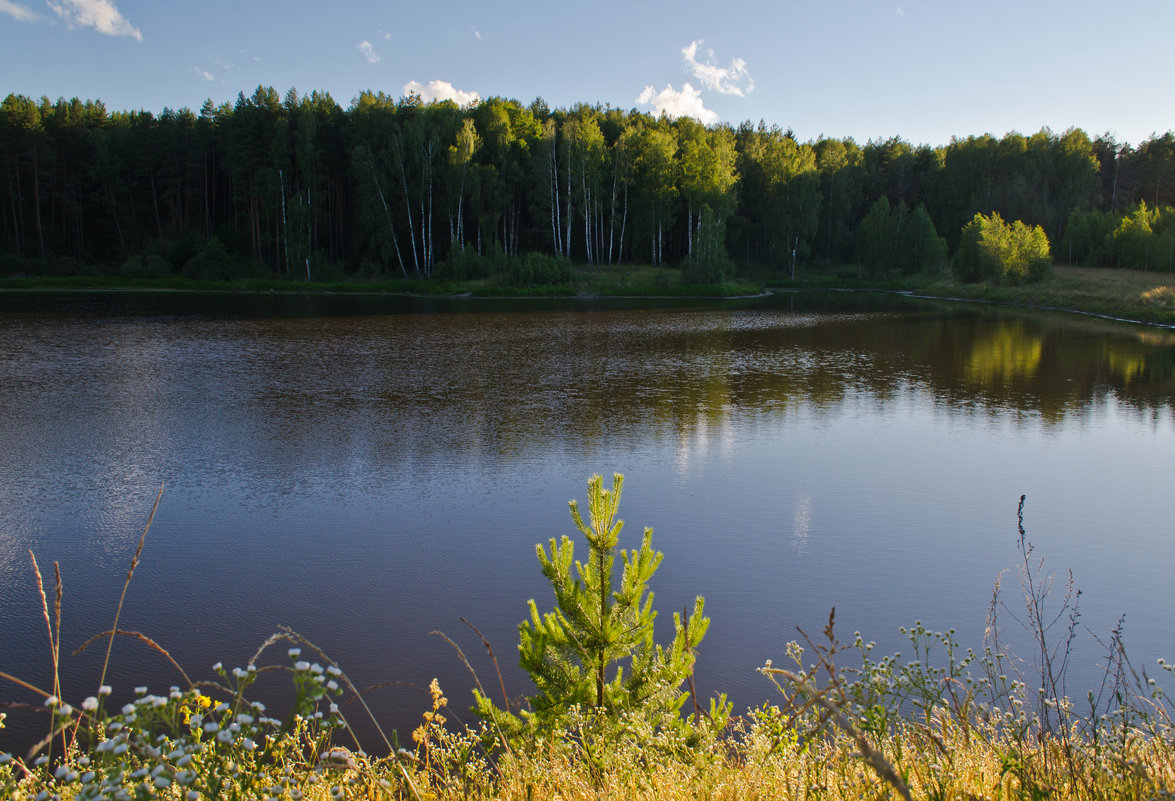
[{"xmin": 179, "ymin": 692, "xmax": 212, "ymax": 724}]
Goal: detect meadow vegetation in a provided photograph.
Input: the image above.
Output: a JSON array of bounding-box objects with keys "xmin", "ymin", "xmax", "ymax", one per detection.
[{"xmin": 1, "ymin": 479, "xmax": 1173, "ymax": 800}]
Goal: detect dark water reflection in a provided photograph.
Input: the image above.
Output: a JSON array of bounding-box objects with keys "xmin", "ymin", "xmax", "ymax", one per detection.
[{"xmin": 0, "ymin": 291, "xmax": 1172, "ymax": 752}]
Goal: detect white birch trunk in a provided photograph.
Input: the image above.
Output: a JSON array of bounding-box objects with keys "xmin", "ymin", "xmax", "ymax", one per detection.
[
  {"xmin": 564, "ymin": 140, "xmax": 573, "ymax": 258},
  {"xmin": 279, "ymin": 169, "xmax": 291, "ymax": 274},
  {"xmin": 618, "ymin": 185, "xmax": 628, "ymax": 266},
  {"xmin": 549, "ymin": 132, "xmax": 562, "ymax": 256},
  {"xmin": 582, "ymin": 160, "xmax": 592, "ymax": 267}
]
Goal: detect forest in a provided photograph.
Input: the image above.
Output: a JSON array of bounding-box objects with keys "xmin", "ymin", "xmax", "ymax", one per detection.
[{"xmin": 2, "ymin": 86, "xmax": 1175, "ymax": 284}]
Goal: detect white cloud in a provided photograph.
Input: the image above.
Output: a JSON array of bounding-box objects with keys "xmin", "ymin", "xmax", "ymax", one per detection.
[
  {"xmin": 637, "ymin": 82, "xmax": 718, "ymax": 124},
  {"xmin": 46, "ymin": 0, "xmax": 141, "ymax": 40},
  {"xmin": 207, "ymin": 53, "xmax": 234, "ymax": 72},
  {"xmin": 681, "ymin": 39, "xmax": 754, "ymax": 97},
  {"xmin": 378, "ymin": 29, "xmax": 391, "ymax": 40},
  {"xmin": 472, "ymin": 27, "xmax": 482, "ymax": 40},
  {"xmin": 191, "ymin": 66, "xmax": 215, "ymax": 82},
  {"xmin": 403, "ymin": 80, "xmax": 481, "ymax": 107},
  {"xmin": 0, "ymin": 0, "xmax": 39, "ymax": 22},
  {"xmin": 357, "ymin": 40, "xmax": 380, "ymax": 64}
]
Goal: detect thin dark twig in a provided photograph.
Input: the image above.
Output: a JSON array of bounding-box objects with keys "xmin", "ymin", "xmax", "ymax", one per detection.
[
  {"xmin": 431, "ymin": 629, "xmax": 514, "ymax": 756},
  {"xmin": 460, "ymin": 617, "xmax": 511, "ymax": 714},
  {"xmin": 339, "ymin": 680, "xmax": 427, "ymax": 707},
  {"xmin": 683, "ymin": 605, "xmax": 702, "ymax": 724}
]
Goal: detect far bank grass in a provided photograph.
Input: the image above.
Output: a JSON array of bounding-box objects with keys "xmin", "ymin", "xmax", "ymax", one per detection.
[
  {"xmin": 918, "ymin": 265, "xmax": 1175, "ymax": 326},
  {"xmin": 3, "ymin": 262, "xmax": 1175, "ymax": 324},
  {"xmin": 775, "ymin": 264, "xmax": 1175, "ymax": 326},
  {"xmin": 0, "ymin": 265, "xmax": 762, "ymax": 300}
]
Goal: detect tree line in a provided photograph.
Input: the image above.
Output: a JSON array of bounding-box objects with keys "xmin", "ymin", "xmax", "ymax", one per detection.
[{"xmin": 2, "ymin": 86, "xmax": 1175, "ymax": 283}]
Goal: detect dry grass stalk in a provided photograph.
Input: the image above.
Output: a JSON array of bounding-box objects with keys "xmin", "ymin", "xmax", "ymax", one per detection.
[
  {"xmin": 97, "ymin": 482, "xmax": 164, "ymax": 694},
  {"xmin": 72, "ymin": 629, "xmax": 193, "ymax": 689}
]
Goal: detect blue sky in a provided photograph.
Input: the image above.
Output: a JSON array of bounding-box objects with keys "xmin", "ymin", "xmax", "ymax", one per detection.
[{"xmin": 2, "ymin": 0, "xmax": 1173, "ymax": 147}]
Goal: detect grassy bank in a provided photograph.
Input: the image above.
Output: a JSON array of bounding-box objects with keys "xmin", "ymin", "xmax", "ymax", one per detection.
[
  {"xmin": 771, "ymin": 264, "xmax": 1175, "ymax": 326},
  {"xmin": 3, "ymin": 619, "xmax": 1172, "ymax": 800},
  {"xmin": 926, "ymin": 265, "xmax": 1175, "ymax": 326},
  {"xmin": 2, "ymin": 482, "xmax": 1173, "ymax": 800}
]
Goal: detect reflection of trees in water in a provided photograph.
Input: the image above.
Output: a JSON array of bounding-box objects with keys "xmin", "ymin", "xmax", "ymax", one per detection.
[
  {"xmin": 625, "ymin": 305, "xmax": 1175, "ymax": 432},
  {"xmin": 964, "ymin": 323, "xmax": 1044, "ymax": 387},
  {"xmin": 233, "ymin": 298, "xmax": 1175, "ymax": 471},
  {"xmin": 757, "ymin": 303, "xmax": 1175, "ymax": 424},
  {"xmin": 10, "ymin": 294, "xmax": 1168, "ymax": 490}
]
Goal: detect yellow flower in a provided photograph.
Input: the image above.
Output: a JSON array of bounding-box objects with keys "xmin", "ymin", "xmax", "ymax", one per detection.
[
  {"xmin": 428, "ymin": 678, "xmax": 447, "ymax": 710},
  {"xmin": 180, "ymin": 693, "xmax": 213, "ymax": 724}
]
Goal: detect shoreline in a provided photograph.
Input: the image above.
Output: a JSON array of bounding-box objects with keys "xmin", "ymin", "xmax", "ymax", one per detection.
[{"xmin": 2, "ymin": 265, "xmax": 1174, "ymax": 328}]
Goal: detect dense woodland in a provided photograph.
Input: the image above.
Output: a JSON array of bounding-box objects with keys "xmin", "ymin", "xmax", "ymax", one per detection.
[{"xmin": 2, "ymin": 86, "xmax": 1175, "ymax": 284}]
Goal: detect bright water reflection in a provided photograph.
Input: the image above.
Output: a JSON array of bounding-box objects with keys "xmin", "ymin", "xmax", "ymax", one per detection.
[{"xmin": 0, "ymin": 291, "xmax": 1172, "ymax": 751}]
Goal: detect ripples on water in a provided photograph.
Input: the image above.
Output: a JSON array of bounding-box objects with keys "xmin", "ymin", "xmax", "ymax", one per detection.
[{"xmin": 0, "ymin": 291, "xmax": 1172, "ymax": 752}]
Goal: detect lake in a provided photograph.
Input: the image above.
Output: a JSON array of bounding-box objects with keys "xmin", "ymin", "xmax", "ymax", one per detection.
[{"xmin": 1, "ymin": 290, "xmax": 1172, "ymax": 752}]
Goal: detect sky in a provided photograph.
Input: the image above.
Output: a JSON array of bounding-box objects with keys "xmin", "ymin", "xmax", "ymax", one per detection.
[{"xmin": 2, "ymin": 0, "xmax": 1174, "ymax": 147}]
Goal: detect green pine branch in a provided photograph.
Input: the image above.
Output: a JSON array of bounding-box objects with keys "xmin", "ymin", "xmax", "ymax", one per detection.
[{"xmin": 473, "ymin": 473, "xmax": 731, "ymax": 749}]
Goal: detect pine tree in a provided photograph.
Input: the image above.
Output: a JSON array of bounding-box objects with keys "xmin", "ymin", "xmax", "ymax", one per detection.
[{"xmin": 474, "ymin": 473, "xmax": 727, "ymax": 742}]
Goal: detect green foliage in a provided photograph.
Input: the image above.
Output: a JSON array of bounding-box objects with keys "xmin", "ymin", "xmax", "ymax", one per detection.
[
  {"xmin": 733, "ymin": 122, "xmax": 821, "ymax": 274},
  {"xmin": 118, "ymin": 254, "xmax": 173, "ymax": 279},
  {"xmin": 0, "ymin": 254, "xmax": 51, "ymax": 277},
  {"xmin": 902, "ymin": 204, "xmax": 950, "ymax": 275},
  {"xmin": 1061, "ymin": 208, "xmax": 1115, "ymax": 265},
  {"xmin": 4, "ymin": 85, "xmax": 1174, "ymax": 287},
  {"xmin": 501, "ymin": 252, "xmax": 575, "ymax": 287},
  {"xmin": 1110, "ymin": 200, "xmax": 1175, "ymax": 270},
  {"xmin": 856, "ymin": 197, "xmax": 894, "ymax": 277},
  {"xmin": 184, "ymin": 236, "xmax": 237, "ymax": 281},
  {"xmin": 475, "ymin": 474, "xmax": 729, "ymax": 747},
  {"xmin": 435, "ymin": 247, "xmax": 503, "ymax": 281},
  {"xmin": 953, "ymin": 212, "xmax": 1052, "ymax": 285},
  {"xmin": 1113, "ymin": 200, "xmax": 1154, "ymax": 259},
  {"xmin": 1057, "ymin": 202, "xmax": 1175, "ymax": 271},
  {"xmin": 681, "ymin": 207, "xmax": 735, "ymax": 284},
  {"xmin": 856, "ymin": 200, "xmax": 948, "ymax": 277}
]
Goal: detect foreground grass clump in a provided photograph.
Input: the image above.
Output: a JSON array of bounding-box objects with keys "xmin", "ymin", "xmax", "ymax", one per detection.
[{"xmin": 2, "ymin": 484, "xmax": 1174, "ymax": 799}]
